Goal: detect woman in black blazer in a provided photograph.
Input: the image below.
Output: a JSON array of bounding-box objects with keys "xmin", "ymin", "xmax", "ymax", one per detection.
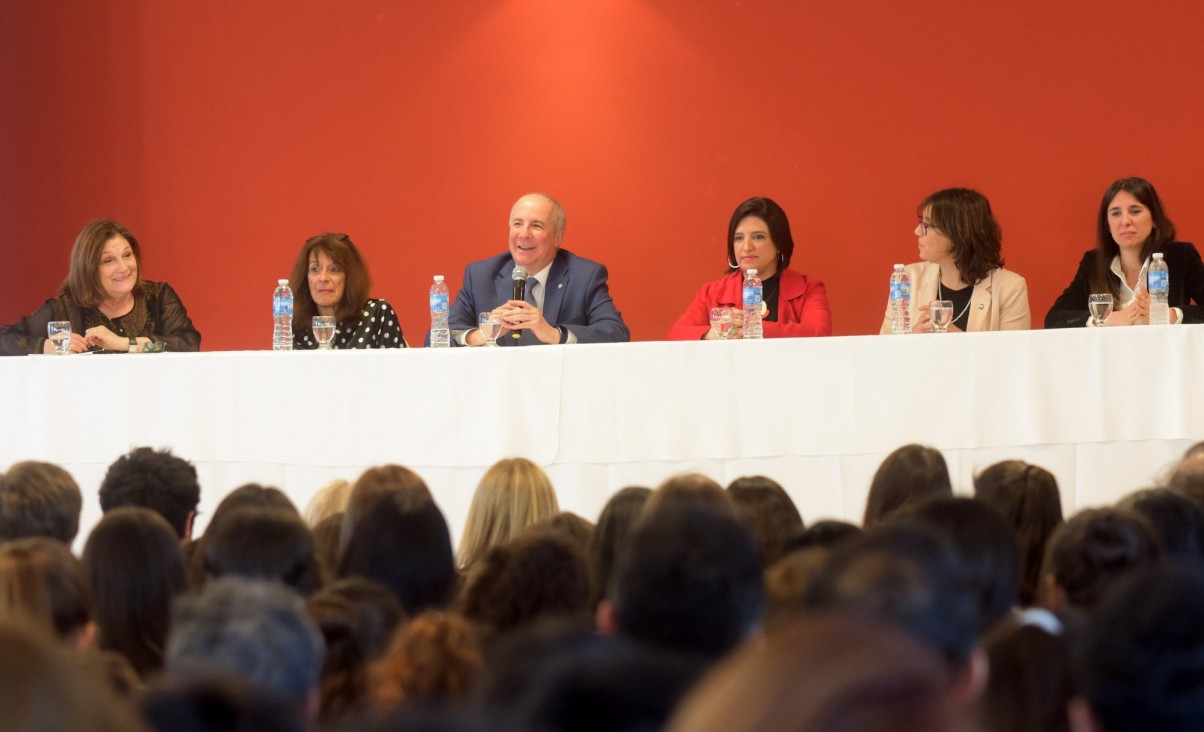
[{"xmin": 1046, "ymin": 177, "xmax": 1204, "ymax": 327}]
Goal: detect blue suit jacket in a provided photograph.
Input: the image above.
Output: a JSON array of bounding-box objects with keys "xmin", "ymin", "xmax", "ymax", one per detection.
[{"xmin": 446, "ymin": 249, "xmax": 630, "ymax": 346}]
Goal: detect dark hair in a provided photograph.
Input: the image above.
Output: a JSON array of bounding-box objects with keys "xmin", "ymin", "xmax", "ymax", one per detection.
[
  {"xmin": 863, "ymin": 444, "xmax": 952, "ymax": 527},
  {"xmin": 725, "ymin": 197, "xmax": 795, "ymax": 273},
  {"xmin": 588, "ymin": 486, "xmax": 651, "ymax": 606},
  {"xmin": 369, "ymin": 611, "xmax": 483, "ymax": 710},
  {"xmin": 523, "ymin": 511, "xmax": 595, "ymax": 557},
  {"xmin": 1169, "ymin": 455, "xmax": 1204, "ymax": 508},
  {"xmin": 1076, "ymin": 564, "xmax": 1204, "ymax": 732},
  {"xmin": 726, "ymin": 476, "xmax": 804, "ymax": 567},
  {"xmin": 0, "ymin": 537, "xmax": 93, "ymax": 640},
  {"xmin": 644, "ymin": 473, "xmax": 735, "ymax": 519},
  {"xmin": 612, "ymin": 505, "xmax": 764, "ymax": 659},
  {"xmin": 978, "ymin": 619, "xmax": 1072, "ymax": 732},
  {"xmin": 99, "ymin": 447, "xmax": 201, "ymax": 540},
  {"xmin": 909, "ymin": 497, "xmax": 1023, "ymax": 634},
  {"xmin": 83, "ymin": 507, "xmax": 187, "ymax": 678},
  {"xmin": 1119, "ymin": 488, "xmax": 1204, "ymax": 560},
  {"xmin": 1186, "ymin": 441, "xmax": 1204, "ymax": 460},
  {"xmin": 200, "ymin": 507, "xmax": 323, "ymax": 596},
  {"xmin": 337, "ymin": 493, "xmax": 458, "ymax": 615},
  {"xmin": 289, "ymin": 233, "xmax": 372, "ymax": 333},
  {"xmin": 803, "ymin": 521, "xmax": 979, "ymax": 670},
  {"xmin": 62, "ymin": 219, "xmax": 145, "ymax": 307},
  {"xmin": 459, "ymin": 532, "xmax": 591, "ymax": 644},
  {"xmin": 1044, "ymin": 507, "xmax": 1162, "ymax": 610},
  {"xmin": 1091, "ymin": 177, "xmax": 1177, "ymax": 299},
  {"xmin": 973, "ymin": 460, "xmax": 1063, "ymax": 606},
  {"xmin": 784, "ymin": 519, "xmax": 863, "ymax": 554},
  {"xmin": 140, "ymin": 677, "xmax": 306, "ymax": 732},
  {"xmin": 917, "ymin": 188, "xmax": 1004, "ymax": 285},
  {"xmin": 0, "ymin": 461, "xmax": 82, "ymax": 543},
  {"xmin": 341, "ymin": 464, "xmax": 432, "ymax": 554}
]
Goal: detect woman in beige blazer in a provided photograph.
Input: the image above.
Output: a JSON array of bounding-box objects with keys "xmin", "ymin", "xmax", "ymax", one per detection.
[{"xmin": 880, "ymin": 188, "xmax": 1031, "ymax": 334}]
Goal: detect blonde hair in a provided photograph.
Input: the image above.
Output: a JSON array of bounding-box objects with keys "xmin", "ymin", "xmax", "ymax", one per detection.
[
  {"xmin": 457, "ymin": 458, "xmax": 559, "ymax": 571},
  {"xmin": 303, "ymin": 479, "xmax": 352, "ymax": 527}
]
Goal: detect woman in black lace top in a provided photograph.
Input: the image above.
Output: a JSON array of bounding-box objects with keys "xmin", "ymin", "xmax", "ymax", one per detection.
[
  {"xmin": 289, "ymin": 233, "xmax": 406, "ymax": 349},
  {"xmin": 0, "ymin": 219, "xmax": 201, "ymax": 355}
]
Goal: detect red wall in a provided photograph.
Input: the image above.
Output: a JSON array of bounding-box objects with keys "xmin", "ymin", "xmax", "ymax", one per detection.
[{"xmin": 4, "ymin": 1, "xmax": 1204, "ymax": 349}]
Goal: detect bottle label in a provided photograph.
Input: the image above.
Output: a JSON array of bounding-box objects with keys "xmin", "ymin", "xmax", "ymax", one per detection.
[
  {"xmin": 1148, "ymin": 270, "xmax": 1168, "ymax": 292},
  {"xmin": 273, "ymin": 296, "xmax": 293, "ymax": 317},
  {"xmin": 429, "ymin": 292, "xmax": 449, "ymax": 311},
  {"xmin": 890, "ymin": 281, "xmax": 910, "ymax": 299},
  {"xmin": 743, "ymin": 285, "xmax": 762, "ymax": 309}
]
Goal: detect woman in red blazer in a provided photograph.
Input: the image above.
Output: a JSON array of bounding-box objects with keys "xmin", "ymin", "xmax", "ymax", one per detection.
[{"xmin": 668, "ymin": 197, "xmax": 831, "ymax": 340}]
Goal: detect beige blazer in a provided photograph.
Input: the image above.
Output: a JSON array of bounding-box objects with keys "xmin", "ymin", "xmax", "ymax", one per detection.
[{"xmin": 879, "ymin": 263, "xmax": 1031, "ymax": 334}]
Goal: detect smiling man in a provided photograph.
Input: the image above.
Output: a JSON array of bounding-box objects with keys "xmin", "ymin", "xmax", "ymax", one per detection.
[{"xmin": 447, "ymin": 193, "xmax": 630, "ymax": 346}]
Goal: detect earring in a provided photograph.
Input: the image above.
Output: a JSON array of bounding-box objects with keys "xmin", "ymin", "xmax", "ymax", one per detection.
[{"xmin": 728, "ymin": 258, "xmax": 739, "ymax": 269}]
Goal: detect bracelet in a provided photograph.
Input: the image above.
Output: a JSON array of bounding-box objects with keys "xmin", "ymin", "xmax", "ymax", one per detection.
[{"xmin": 128, "ymin": 337, "xmax": 138, "ymax": 353}]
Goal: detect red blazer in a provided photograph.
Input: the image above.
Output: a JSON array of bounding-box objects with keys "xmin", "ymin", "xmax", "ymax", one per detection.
[{"xmin": 667, "ymin": 268, "xmax": 832, "ymax": 340}]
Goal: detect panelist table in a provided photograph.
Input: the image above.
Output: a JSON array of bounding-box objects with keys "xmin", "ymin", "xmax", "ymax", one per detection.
[{"xmin": 3, "ymin": 326, "xmax": 1201, "ymax": 546}]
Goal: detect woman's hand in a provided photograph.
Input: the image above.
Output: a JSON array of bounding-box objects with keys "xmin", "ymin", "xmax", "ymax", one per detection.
[
  {"xmin": 43, "ymin": 332, "xmax": 88, "ymax": 354},
  {"xmin": 913, "ymin": 305, "xmax": 934, "ymax": 333},
  {"xmin": 1105, "ymin": 301, "xmax": 1140, "ymax": 326},
  {"xmin": 84, "ymin": 325, "xmax": 128, "ymax": 351},
  {"xmin": 1132, "ymin": 287, "xmax": 1150, "ymax": 325}
]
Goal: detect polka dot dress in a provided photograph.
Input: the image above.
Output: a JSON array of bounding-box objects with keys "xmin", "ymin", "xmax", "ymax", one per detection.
[{"xmin": 293, "ymin": 299, "xmax": 406, "ymax": 350}]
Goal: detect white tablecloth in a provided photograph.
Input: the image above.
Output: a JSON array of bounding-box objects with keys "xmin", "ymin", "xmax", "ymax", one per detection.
[{"xmin": 3, "ymin": 326, "xmax": 1200, "ymax": 548}]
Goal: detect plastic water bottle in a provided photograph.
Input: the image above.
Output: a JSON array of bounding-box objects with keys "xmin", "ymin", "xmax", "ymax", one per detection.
[
  {"xmin": 272, "ymin": 278, "xmax": 293, "ymax": 351},
  {"xmin": 1148, "ymin": 252, "xmax": 1169, "ymax": 325},
  {"xmin": 742, "ymin": 268, "xmax": 763, "ymax": 339},
  {"xmin": 429, "ymin": 275, "xmax": 450, "ymax": 348},
  {"xmin": 889, "ymin": 264, "xmax": 911, "ymax": 334}
]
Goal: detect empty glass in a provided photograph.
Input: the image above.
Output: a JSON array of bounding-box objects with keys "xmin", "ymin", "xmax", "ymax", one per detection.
[
  {"xmin": 709, "ymin": 307, "xmax": 733, "ymax": 340},
  {"xmin": 479, "ymin": 312, "xmax": 502, "ymax": 347},
  {"xmin": 47, "ymin": 321, "xmax": 72, "ymax": 355},
  {"xmin": 312, "ymin": 316, "xmax": 337, "ymax": 349},
  {"xmin": 929, "ymin": 300, "xmax": 954, "ymax": 333},
  {"xmin": 1088, "ymin": 294, "xmax": 1113, "ymax": 327}
]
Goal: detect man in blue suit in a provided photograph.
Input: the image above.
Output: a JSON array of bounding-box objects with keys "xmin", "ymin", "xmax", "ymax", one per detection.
[{"xmin": 448, "ymin": 193, "xmax": 630, "ymax": 346}]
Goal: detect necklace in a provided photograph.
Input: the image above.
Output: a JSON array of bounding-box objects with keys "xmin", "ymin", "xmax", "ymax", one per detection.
[{"xmin": 938, "ymin": 279, "xmax": 973, "ymax": 324}]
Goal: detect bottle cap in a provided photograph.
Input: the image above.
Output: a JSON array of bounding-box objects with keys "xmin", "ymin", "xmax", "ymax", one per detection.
[
  {"xmin": 1153, "ymin": 253, "xmax": 1164, "ymax": 260},
  {"xmin": 434, "ymin": 275, "xmax": 444, "ymax": 282},
  {"xmin": 893, "ymin": 264, "xmax": 904, "ymax": 271},
  {"xmin": 746, "ymin": 269, "xmax": 757, "ymax": 277},
  {"xmin": 278, "ymin": 278, "xmax": 288, "ymax": 285}
]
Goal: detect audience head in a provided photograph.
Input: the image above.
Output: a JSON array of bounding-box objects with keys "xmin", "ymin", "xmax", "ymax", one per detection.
[
  {"xmin": 82, "ymin": 507, "xmax": 187, "ymax": 678},
  {"xmin": 1093, "ymin": 177, "xmax": 1176, "ymax": 299},
  {"xmin": 863, "ymin": 444, "xmax": 952, "ymax": 527},
  {"xmin": 1119, "ymin": 488, "xmax": 1204, "ymax": 560},
  {"xmin": 304, "ymin": 479, "xmax": 352, "ymax": 527},
  {"xmin": 785, "ymin": 519, "xmax": 863, "ymax": 553},
  {"xmin": 643, "ymin": 473, "xmax": 734, "ymax": 518},
  {"xmin": 916, "ymin": 188, "xmax": 1004, "ymax": 285},
  {"xmin": 1043, "ymin": 507, "xmax": 1161, "ymax": 612},
  {"xmin": 140, "ymin": 677, "xmax": 306, "ymax": 732},
  {"xmin": 457, "ymin": 458, "xmax": 559, "ymax": 571},
  {"xmin": 1073, "ymin": 564, "xmax": 1204, "ymax": 732},
  {"xmin": 727, "ymin": 475, "xmax": 804, "ymax": 567},
  {"xmin": 909, "ymin": 496, "xmax": 1023, "ymax": 635},
  {"xmin": 200, "ymin": 507, "xmax": 323, "ymax": 596},
  {"xmin": 0, "ymin": 461, "xmax": 82, "ymax": 543},
  {"xmin": 523, "ymin": 511, "xmax": 595, "ymax": 555},
  {"xmin": 763, "ymin": 548, "xmax": 832, "ymax": 628},
  {"xmin": 341, "ymin": 464, "xmax": 433, "ymax": 553},
  {"xmin": 725, "ymin": 196, "xmax": 795, "ymax": 276},
  {"xmin": 609, "ymin": 504, "xmax": 763, "ymax": 659},
  {"xmin": 669, "ymin": 612, "xmax": 958, "ymax": 732},
  {"xmin": 289, "ymin": 233, "xmax": 372, "ymax": 328},
  {"xmin": 371, "ymin": 611, "xmax": 483, "ymax": 710},
  {"xmin": 1168, "ymin": 452, "xmax": 1204, "ymax": 507},
  {"xmin": 337, "ymin": 492, "xmax": 458, "ymax": 615},
  {"xmin": 99, "ymin": 447, "xmax": 200, "ymax": 540},
  {"xmin": 166, "ymin": 577, "xmax": 324, "ymax": 707},
  {"xmin": 588, "ymin": 486, "xmax": 651, "ymax": 606},
  {"xmin": 312, "ymin": 512, "xmax": 344, "ymax": 578},
  {"xmin": 974, "ymin": 459, "xmax": 1063, "ymax": 605},
  {"xmin": 978, "ymin": 617, "xmax": 1072, "ymax": 732},
  {"xmin": 0, "ymin": 537, "xmax": 92, "ymax": 642},
  {"xmin": 63, "ymin": 218, "xmax": 145, "ymax": 307}
]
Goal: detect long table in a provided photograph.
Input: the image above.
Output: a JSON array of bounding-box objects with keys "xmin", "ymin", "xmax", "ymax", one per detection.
[{"xmin": 3, "ymin": 326, "xmax": 1201, "ymax": 547}]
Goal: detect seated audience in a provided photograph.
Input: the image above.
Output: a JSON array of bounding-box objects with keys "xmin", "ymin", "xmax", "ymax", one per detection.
[
  {"xmin": 588, "ymin": 486, "xmax": 651, "ymax": 607},
  {"xmin": 0, "ymin": 218, "xmax": 200, "ymax": 355},
  {"xmin": 727, "ymin": 475, "xmax": 805, "ymax": 567},
  {"xmin": 782, "ymin": 519, "xmax": 863, "ymax": 554},
  {"xmin": 457, "ymin": 457, "xmax": 559, "ymax": 572},
  {"xmin": 339, "ymin": 464, "xmax": 433, "ymax": 554},
  {"xmin": 1041, "ymin": 507, "xmax": 1161, "ymax": 613},
  {"xmin": 1119, "ymin": 488, "xmax": 1204, "ymax": 559},
  {"xmin": 98, "ymin": 446, "xmax": 201, "ymax": 541},
  {"xmin": 668, "ymin": 196, "xmax": 831, "ymax": 339},
  {"xmin": 198, "ymin": 507, "xmax": 323, "ymax": 596},
  {"xmin": 973, "ymin": 459, "xmax": 1063, "ymax": 606},
  {"xmin": 0, "ymin": 537, "xmax": 93, "ymax": 645},
  {"xmin": 522, "ymin": 511, "xmax": 595, "ymax": 558},
  {"xmin": 977, "ymin": 617, "xmax": 1073, "ymax": 732},
  {"xmin": 140, "ymin": 677, "xmax": 306, "ymax": 732},
  {"xmin": 370, "ymin": 611, "xmax": 483, "ymax": 711},
  {"xmin": 882, "ymin": 187, "xmax": 1030, "ymax": 333},
  {"xmin": 304, "ymin": 478, "xmax": 352, "ymax": 527},
  {"xmin": 0, "ymin": 461, "xmax": 82, "ymax": 544},
  {"xmin": 642, "ymin": 473, "xmax": 735, "ymax": 518},
  {"xmin": 862, "ymin": 444, "xmax": 952, "ymax": 527}
]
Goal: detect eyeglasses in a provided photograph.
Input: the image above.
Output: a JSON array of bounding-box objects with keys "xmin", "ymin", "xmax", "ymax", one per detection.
[{"xmin": 917, "ymin": 218, "xmax": 937, "ymax": 235}]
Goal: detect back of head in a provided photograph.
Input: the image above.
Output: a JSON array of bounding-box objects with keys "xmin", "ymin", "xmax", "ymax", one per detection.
[
  {"xmin": 1120, "ymin": 488, "xmax": 1204, "ymax": 560},
  {"xmin": 140, "ymin": 676, "xmax": 306, "ymax": 732},
  {"xmin": 909, "ymin": 497, "xmax": 1022, "ymax": 635},
  {"xmin": 200, "ymin": 507, "xmax": 323, "ymax": 596},
  {"xmin": 974, "ymin": 460, "xmax": 1063, "ymax": 606},
  {"xmin": 785, "ymin": 519, "xmax": 863, "ymax": 553},
  {"xmin": 370, "ymin": 610, "xmax": 483, "ymax": 710},
  {"xmin": 1044, "ymin": 507, "xmax": 1162, "ymax": 611},
  {"xmin": 668, "ymin": 612, "xmax": 956, "ymax": 732},
  {"xmin": 589, "ymin": 486, "xmax": 651, "ymax": 606},
  {"xmin": 1168, "ymin": 453, "xmax": 1204, "ymax": 508},
  {"xmin": 0, "ymin": 536, "xmax": 92, "ymax": 641},
  {"xmin": 0, "ymin": 461, "xmax": 82, "ymax": 543},
  {"xmin": 458, "ymin": 458, "xmax": 559, "ymax": 571},
  {"xmin": 304, "ymin": 479, "xmax": 352, "ymax": 527},
  {"xmin": 523, "ymin": 511, "xmax": 595, "ymax": 556},
  {"xmin": 337, "ymin": 492, "xmax": 457, "ymax": 614},
  {"xmin": 166, "ymin": 576, "xmax": 325, "ymax": 704},
  {"xmin": 459, "ymin": 531, "xmax": 591, "ymax": 644},
  {"xmin": 863, "ymin": 444, "xmax": 952, "ymax": 527},
  {"xmin": 99, "ymin": 447, "xmax": 200, "ymax": 539},
  {"xmin": 727, "ymin": 475, "xmax": 804, "ymax": 567},
  {"xmin": 644, "ymin": 473, "xmax": 734, "ymax": 519},
  {"xmin": 611, "ymin": 504, "xmax": 763, "ymax": 660},
  {"xmin": 803, "ymin": 521, "xmax": 977, "ymax": 670},
  {"xmin": 979, "ymin": 619, "xmax": 1072, "ymax": 732},
  {"xmin": 83, "ymin": 507, "xmax": 187, "ymax": 678},
  {"xmin": 341, "ymin": 464, "xmax": 433, "ymax": 553},
  {"xmin": 1076, "ymin": 564, "xmax": 1204, "ymax": 732},
  {"xmin": 0, "ymin": 619, "xmax": 148, "ymax": 732}
]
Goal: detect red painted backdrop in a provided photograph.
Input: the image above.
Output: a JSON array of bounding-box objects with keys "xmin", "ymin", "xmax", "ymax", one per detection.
[{"xmin": 3, "ymin": 1, "xmax": 1204, "ymax": 348}]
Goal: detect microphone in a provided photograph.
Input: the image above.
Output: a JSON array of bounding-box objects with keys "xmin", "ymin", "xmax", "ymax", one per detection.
[{"xmin": 512, "ymin": 265, "xmax": 528, "ymax": 301}]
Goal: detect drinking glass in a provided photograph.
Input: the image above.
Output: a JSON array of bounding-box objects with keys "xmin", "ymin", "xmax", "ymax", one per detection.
[
  {"xmin": 47, "ymin": 321, "xmax": 72, "ymax": 355},
  {"xmin": 1088, "ymin": 294, "xmax": 1113, "ymax": 327},
  {"xmin": 929, "ymin": 300, "xmax": 954, "ymax": 333},
  {"xmin": 709, "ymin": 307, "xmax": 733, "ymax": 340},
  {"xmin": 312, "ymin": 316, "xmax": 337, "ymax": 349},
  {"xmin": 479, "ymin": 312, "xmax": 502, "ymax": 347}
]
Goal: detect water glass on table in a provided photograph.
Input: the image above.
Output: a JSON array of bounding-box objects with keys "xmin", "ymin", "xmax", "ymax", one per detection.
[
  {"xmin": 709, "ymin": 307, "xmax": 733, "ymax": 340},
  {"xmin": 1088, "ymin": 294, "xmax": 1113, "ymax": 327},
  {"xmin": 47, "ymin": 321, "xmax": 72, "ymax": 355},
  {"xmin": 479, "ymin": 312, "xmax": 502, "ymax": 347},
  {"xmin": 929, "ymin": 300, "xmax": 954, "ymax": 333},
  {"xmin": 312, "ymin": 316, "xmax": 337, "ymax": 349}
]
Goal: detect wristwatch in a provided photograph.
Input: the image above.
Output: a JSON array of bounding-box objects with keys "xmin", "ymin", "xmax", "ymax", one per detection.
[{"xmin": 128, "ymin": 336, "xmax": 138, "ymax": 353}]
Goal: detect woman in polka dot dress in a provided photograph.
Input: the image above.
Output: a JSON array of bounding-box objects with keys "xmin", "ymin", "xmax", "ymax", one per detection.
[{"xmin": 288, "ymin": 233, "xmax": 407, "ymax": 349}]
